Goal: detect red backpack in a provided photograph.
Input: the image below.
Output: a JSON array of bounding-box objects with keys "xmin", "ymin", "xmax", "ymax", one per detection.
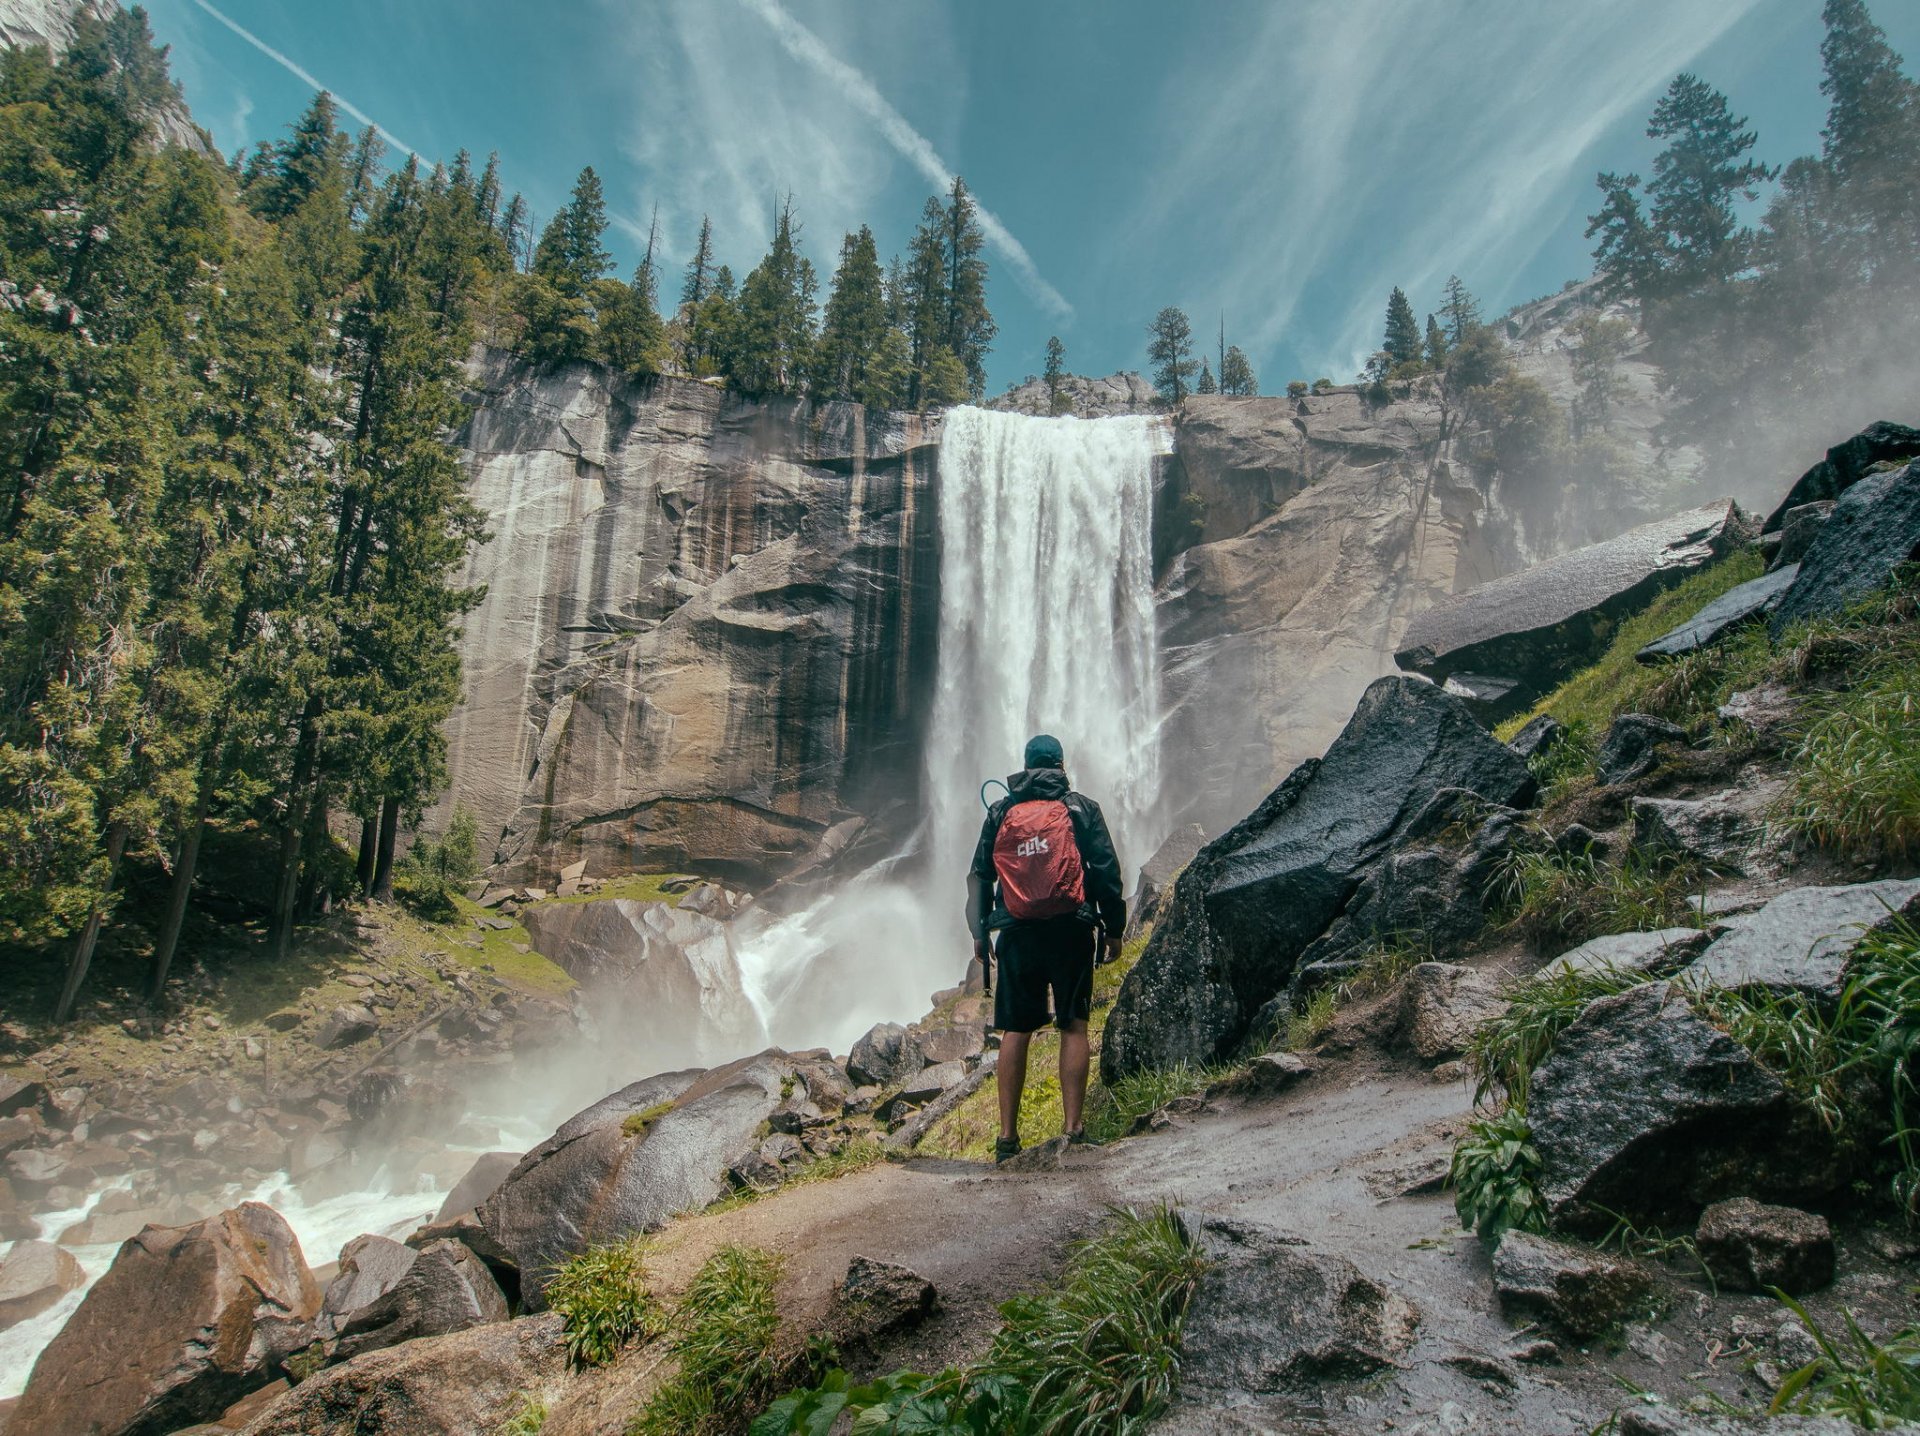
[{"xmin": 992, "ymin": 799, "xmax": 1086, "ymax": 920}]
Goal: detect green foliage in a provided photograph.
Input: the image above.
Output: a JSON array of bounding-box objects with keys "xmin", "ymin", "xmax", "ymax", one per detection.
[
  {"xmin": 1451, "ymin": 1106, "xmax": 1547, "ymax": 1244},
  {"xmin": 1090, "ymin": 1062, "xmax": 1233, "ymax": 1143},
  {"xmin": 1286, "ymin": 985, "xmax": 1340, "ymax": 1051},
  {"xmin": 393, "ymin": 806, "xmax": 479, "ymax": 917},
  {"xmin": 1467, "ymin": 963, "xmax": 1653, "ymax": 1106},
  {"xmin": 1784, "ymin": 661, "xmax": 1920, "ymax": 861},
  {"xmin": 1310, "ymin": 377, "xmax": 1333, "ymax": 394},
  {"xmin": 496, "ymin": 1394, "xmax": 550, "ymax": 1435},
  {"xmin": 811, "ymin": 226, "xmax": 902, "ymax": 407},
  {"xmin": 1768, "ymin": 1293, "xmax": 1920, "ymax": 1428},
  {"xmin": 631, "ymin": 1246, "xmax": 787, "ymax": 1436},
  {"xmin": 1287, "ymin": 379, "xmax": 1309, "ymax": 398},
  {"xmin": 752, "ymin": 1205, "xmax": 1208, "ymax": 1436},
  {"xmin": 1042, "ymin": 335, "xmax": 1068, "ymax": 414},
  {"xmin": 1194, "ymin": 357, "xmax": 1217, "ymax": 395},
  {"xmin": 1146, "ymin": 306, "xmax": 1197, "ymax": 405},
  {"xmin": 621, "ymin": 1099, "xmax": 676, "ymax": 1138},
  {"xmin": 1492, "ymin": 840, "xmax": 1708, "ymax": 952},
  {"xmin": 1382, "ymin": 286, "xmax": 1423, "ymax": 370},
  {"xmin": 1218, "ymin": 344, "xmax": 1257, "ymax": 397},
  {"xmin": 546, "ymin": 1239, "xmax": 663, "ymax": 1369}
]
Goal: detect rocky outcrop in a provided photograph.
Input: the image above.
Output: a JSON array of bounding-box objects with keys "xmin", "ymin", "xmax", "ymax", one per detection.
[
  {"xmin": 517, "ymin": 897, "xmax": 759, "ymax": 1066},
  {"xmin": 10, "ymin": 1202, "xmax": 321, "ymax": 1436},
  {"xmin": 330, "ymin": 1239, "xmax": 509, "ymax": 1363},
  {"xmin": 442, "ymin": 354, "xmax": 939, "ymax": 884},
  {"xmin": 0, "ymin": 1240, "xmax": 82, "ymax": 1331},
  {"xmin": 987, "ymin": 369, "xmax": 1159, "ymax": 419},
  {"xmin": 1770, "ymin": 457, "xmax": 1920, "ymax": 636},
  {"xmin": 1762, "ymin": 419, "xmax": 1920, "ymax": 531},
  {"xmin": 1395, "ymin": 500, "xmax": 1744, "ymax": 719},
  {"xmin": 1681, "ymin": 879, "xmax": 1920, "ymax": 1010},
  {"xmin": 1637, "ymin": 564, "xmax": 1799, "ymax": 660},
  {"xmin": 1103, "ymin": 677, "xmax": 1532, "ymax": 1078}
]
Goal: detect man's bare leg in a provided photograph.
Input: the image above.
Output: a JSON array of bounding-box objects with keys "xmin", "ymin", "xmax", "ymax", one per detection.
[
  {"xmin": 998, "ymin": 1030, "xmax": 1032, "ymax": 1141},
  {"xmin": 1059, "ymin": 1019, "xmax": 1090, "ymax": 1135}
]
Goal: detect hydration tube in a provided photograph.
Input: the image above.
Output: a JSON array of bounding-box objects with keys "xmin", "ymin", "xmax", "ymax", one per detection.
[{"xmin": 979, "ymin": 778, "xmax": 1010, "ymax": 810}]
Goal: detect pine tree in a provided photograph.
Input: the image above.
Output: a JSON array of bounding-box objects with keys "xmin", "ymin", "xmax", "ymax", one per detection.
[
  {"xmin": 245, "ymin": 90, "xmax": 348, "ymax": 221},
  {"xmin": 1147, "ymin": 307, "xmax": 1196, "ymax": 405},
  {"xmin": 519, "ymin": 166, "xmax": 613, "ymax": 365},
  {"xmin": 1220, "ymin": 345, "xmax": 1258, "ymax": 396},
  {"xmin": 942, "ymin": 178, "xmax": 996, "ymax": 399},
  {"xmin": 726, "ymin": 196, "xmax": 817, "ymax": 396},
  {"xmin": 1818, "ymin": 0, "xmax": 1919, "ymax": 272},
  {"xmin": 1440, "ymin": 275, "xmax": 1482, "ymax": 346},
  {"xmin": 1567, "ymin": 312, "xmax": 1634, "ymax": 436},
  {"xmin": 1196, "ymin": 358, "xmax": 1217, "ymax": 394},
  {"xmin": 1425, "ymin": 314, "xmax": 1448, "ymax": 369},
  {"xmin": 1382, "ymin": 287, "xmax": 1422, "ymax": 371},
  {"xmin": 682, "ymin": 215, "xmax": 717, "ymax": 310},
  {"xmin": 1043, "ymin": 334, "xmax": 1066, "ymax": 414},
  {"xmin": 812, "ymin": 226, "xmax": 894, "ymax": 404},
  {"xmin": 344, "ymin": 124, "xmax": 384, "ymax": 224},
  {"xmin": 1644, "ymin": 74, "xmax": 1774, "ymax": 287}
]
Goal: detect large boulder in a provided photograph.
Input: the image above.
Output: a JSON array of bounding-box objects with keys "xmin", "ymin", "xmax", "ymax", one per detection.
[
  {"xmin": 241, "ymin": 1312, "xmax": 565, "ymax": 1436},
  {"xmin": 1682, "ymin": 879, "xmax": 1920, "ymax": 1011},
  {"xmin": 317, "ymin": 1235, "xmax": 418, "ymax": 1340},
  {"xmin": 1637, "ymin": 564, "xmax": 1800, "ymax": 661},
  {"xmin": 1762, "ymin": 419, "xmax": 1920, "ymax": 532},
  {"xmin": 1527, "ymin": 983, "xmax": 1837, "ymax": 1227},
  {"xmin": 476, "ymin": 1053, "xmax": 795, "ymax": 1308},
  {"xmin": 1491, "ymin": 1230, "xmax": 1657, "ymax": 1339},
  {"xmin": 1171, "ymin": 1217, "xmax": 1417, "ymax": 1404},
  {"xmin": 1103, "ymin": 678, "xmax": 1533, "ymax": 1078},
  {"xmin": 433, "ymin": 1150, "xmax": 520, "ymax": 1222},
  {"xmin": 1771, "ymin": 458, "xmax": 1920, "ymax": 636},
  {"xmin": 1394, "ymin": 500, "xmax": 1743, "ymax": 718},
  {"xmin": 846, "ymin": 1022, "xmax": 925, "ymax": 1088},
  {"xmin": 10, "ymin": 1202, "xmax": 321, "ymax": 1436},
  {"xmin": 1540, "ymin": 927, "xmax": 1712, "ymax": 980},
  {"xmin": 0, "ymin": 1239, "xmax": 84, "ymax": 1331},
  {"xmin": 1130, "ymin": 823, "xmax": 1208, "ymax": 934},
  {"xmin": 331, "ymin": 1240, "xmax": 509, "ymax": 1363}
]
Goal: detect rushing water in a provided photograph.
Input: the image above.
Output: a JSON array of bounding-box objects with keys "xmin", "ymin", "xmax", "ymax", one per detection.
[{"xmin": 737, "ymin": 405, "xmax": 1170, "ymax": 1050}]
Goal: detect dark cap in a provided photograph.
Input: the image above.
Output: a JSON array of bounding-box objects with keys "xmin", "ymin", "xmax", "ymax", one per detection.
[{"xmin": 1023, "ymin": 733, "xmax": 1065, "ymax": 770}]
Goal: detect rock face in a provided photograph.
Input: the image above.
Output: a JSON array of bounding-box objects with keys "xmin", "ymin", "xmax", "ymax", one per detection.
[
  {"xmin": 517, "ymin": 898, "xmax": 759, "ymax": 1066},
  {"xmin": 0, "ymin": 1239, "xmax": 83, "ymax": 1331},
  {"xmin": 1771, "ymin": 457, "xmax": 1920, "ymax": 636},
  {"xmin": 1682, "ymin": 880, "xmax": 1920, "ymax": 1010},
  {"xmin": 0, "ymin": 0, "xmax": 212, "ymax": 154},
  {"xmin": 476, "ymin": 1054, "xmax": 793, "ymax": 1307},
  {"xmin": 1526, "ymin": 984, "xmax": 1836, "ymax": 1226},
  {"xmin": 1492, "ymin": 1230, "xmax": 1656, "ymax": 1339},
  {"xmin": 434, "ymin": 1151, "xmax": 520, "ymax": 1223},
  {"xmin": 10, "ymin": 1202, "xmax": 321, "ymax": 1436},
  {"xmin": 986, "ymin": 369, "xmax": 1159, "ymax": 420},
  {"xmin": 1173, "ymin": 1217, "xmax": 1417, "ymax": 1401},
  {"xmin": 1695, "ymin": 1198, "xmax": 1835, "ymax": 1295},
  {"xmin": 1394, "ymin": 500, "xmax": 1743, "ymax": 719},
  {"xmin": 1762, "ymin": 419, "xmax": 1920, "ymax": 531},
  {"xmin": 242, "ymin": 1312, "xmax": 565, "ymax": 1436},
  {"xmin": 1595, "ymin": 714, "xmax": 1690, "ymax": 785},
  {"xmin": 1541, "ymin": 928, "xmax": 1711, "ymax": 980},
  {"xmin": 1637, "ymin": 565, "xmax": 1799, "ymax": 660},
  {"xmin": 1103, "ymin": 677, "xmax": 1532, "ymax": 1078},
  {"xmin": 441, "ymin": 354, "xmax": 940, "ymax": 884}
]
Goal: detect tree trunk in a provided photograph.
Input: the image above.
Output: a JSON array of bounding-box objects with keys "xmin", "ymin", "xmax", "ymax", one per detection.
[
  {"xmin": 55, "ymin": 822, "xmax": 128, "ymax": 1024},
  {"xmin": 149, "ymin": 786, "xmax": 211, "ymax": 1004},
  {"xmin": 371, "ymin": 795, "xmax": 400, "ymax": 903},
  {"xmin": 355, "ymin": 815, "xmax": 378, "ymax": 896},
  {"xmin": 271, "ymin": 698, "xmax": 324, "ymax": 959},
  {"xmin": 295, "ymin": 783, "xmax": 330, "ymax": 919}
]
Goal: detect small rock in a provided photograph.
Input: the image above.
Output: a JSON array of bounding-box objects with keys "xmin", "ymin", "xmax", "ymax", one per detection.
[
  {"xmin": 846, "ymin": 1023, "xmax": 925, "ymax": 1088},
  {"xmin": 341, "ymin": 974, "xmax": 375, "ymax": 989},
  {"xmin": 1398, "ymin": 963, "xmax": 1502, "ymax": 1063},
  {"xmin": 317, "ymin": 1004, "xmax": 380, "ymax": 1049},
  {"xmin": 1508, "ymin": 714, "xmax": 1565, "ymax": 763},
  {"xmin": 832, "ymin": 1256, "xmax": 936, "ymax": 1350},
  {"xmin": 996, "ymin": 1135, "xmax": 1072, "ymax": 1172},
  {"xmin": 1596, "ymin": 714, "xmax": 1689, "ymax": 785},
  {"xmin": 1695, "ymin": 1197, "xmax": 1834, "ymax": 1294},
  {"xmin": 243, "ymin": 1037, "xmax": 265, "ymax": 1060},
  {"xmin": 1491, "ymin": 1230, "xmax": 1657, "ymax": 1339},
  {"xmin": 1632, "ymin": 791, "xmax": 1767, "ymax": 875},
  {"xmin": 1240, "ymin": 1050, "xmax": 1313, "ymax": 1092}
]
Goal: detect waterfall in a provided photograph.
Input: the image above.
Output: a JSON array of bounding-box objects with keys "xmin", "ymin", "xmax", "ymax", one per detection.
[{"xmin": 736, "ymin": 405, "xmax": 1170, "ymax": 1051}]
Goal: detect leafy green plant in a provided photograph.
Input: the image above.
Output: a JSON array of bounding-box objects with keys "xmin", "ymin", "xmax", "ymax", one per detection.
[
  {"xmin": 545, "ymin": 1239, "xmax": 661, "ymax": 1369},
  {"xmin": 752, "ymin": 1206, "xmax": 1208, "ymax": 1436},
  {"xmin": 1830, "ymin": 916, "xmax": 1920, "ymax": 1215},
  {"xmin": 496, "ymin": 1395, "xmax": 549, "ymax": 1435},
  {"xmin": 1467, "ymin": 963, "xmax": 1652, "ymax": 1105},
  {"xmin": 1451, "ymin": 1105, "xmax": 1546, "ymax": 1243},
  {"xmin": 394, "ymin": 805, "xmax": 481, "ymax": 917},
  {"xmin": 1341, "ymin": 935, "xmax": 1432, "ymax": 1000},
  {"xmin": 632, "ymin": 1245, "xmax": 787, "ymax": 1435},
  {"xmin": 1769, "ymin": 1293, "xmax": 1920, "ymax": 1427}
]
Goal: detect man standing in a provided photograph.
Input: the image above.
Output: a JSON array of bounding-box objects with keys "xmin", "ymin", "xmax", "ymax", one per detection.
[{"xmin": 967, "ymin": 734, "xmax": 1126, "ymax": 1162}]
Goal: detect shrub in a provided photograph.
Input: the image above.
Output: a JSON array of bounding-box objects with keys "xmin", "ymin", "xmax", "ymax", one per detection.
[
  {"xmin": 394, "ymin": 804, "xmax": 480, "ymax": 917},
  {"xmin": 1286, "ymin": 379, "xmax": 1309, "ymax": 398},
  {"xmin": 1311, "ymin": 377, "xmax": 1333, "ymax": 394},
  {"xmin": 1451, "ymin": 1105, "xmax": 1546, "ymax": 1244},
  {"xmin": 545, "ymin": 1239, "xmax": 660, "ymax": 1369},
  {"xmin": 633, "ymin": 1246, "xmax": 787, "ymax": 1435}
]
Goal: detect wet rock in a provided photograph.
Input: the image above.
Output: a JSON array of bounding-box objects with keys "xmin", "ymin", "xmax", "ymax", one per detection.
[
  {"xmin": 1772, "ymin": 458, "xmax": 1920, "ymax": 636},
  {"xmin": 1619, "ymin": 1411, "xmax": 1878, "ymax": 1435},
  {"xmin": 9, "ymin": 1202, "xmax": 321, "ymax": 1436},
  {"xmin": 331, "ymin": 1240, "xmax": 509, "ymax": 1363},
  {"xmin": 1596, "ymin": 714, "xmax": 1690, "ymax": 785},
  {"xmin": 243, "ymin": 1311, "xmax": 565, "ymax": 1436},
  {"xmin": 1131, "ymin": 824, "xmax": 1208, "ymax": 935},
  {"xmin": 1397, "ymin": 963, "xmax": 1502, "ymax": 1063},
  {"xmin": 1762, "ymin": 419, "xmax": 1920, "ymax": 532},
  {"xmin": 433, "ymin": 1150, "xmax": 521, "ymax": 1223},
  {"xmin": 1695, "ymin": 1197, "xmax": 1835, "ymax": 1295},
  {"xmin": 1240, "ymin": 1050, "xmax": 1313, "ymax": 1092},
  {"xmin": 792, "ymin": 1056, "xmax": 853, "ymax": 1113},
  {"xmin": 1540, "ymin": 927, "xmax": 1712, "ymax": 980},
  {"xmin": 1105, "ymin": 678, "xmax": 1532, "ymax": 1078},
  {"xmin": 1683, "ymin": 879, "xmax": 1920, "ymax": 1010},
  {"xmin": 1491, "ymin": 1230, "xmax": 1656, "ymax": 1339},
  {"xmin": 767, "ymin": 1097, "xmax": 828, "ymax": 1133},
  {"xmin": 1174, "ymin": 1216, "xmax": 1417, "ymax": 1401},
  {"xmin": 847, "ymin": 1022, "xmax": 925, "ymax": 1088},
  {"xmin": 1775, "ymin": 502, "xmax": 1835, "ymax": 569},
  {"xmin": 1320, "ymin": 806, "xmax": 1528, "ymax": 966},
  {"xmin": 830, "ymin": 1256, "xmax": 937, "ymax": 1352},
  {"xmin": 1395, "ymin": 499, "xmax": 1742, "ymax": 716},
  {"xmin": 0, "ymin": 1240, "xmax": 84, "ymax": 1331},
  {"xmin": 317, "ymin": 1004, "xmax": 380, "ymax": 1049},
  {"xmin": 3, "ymin": 1147, "xmax": 66, "ymax": 1197},
  {"xmin": 1631, "ymin": 789, "xmax": 1770, "ymax": 874},
  {"xmin": 1637, "ymin": 565, "xmax": 1800, "ymax": 660},
  {"xmin": 476, "ymin": 1055, "xmax": 794, "ymax": 1308},
  {"xmin": 1528, "ymin": 983, "xmax": 1835, "ymax": 1226},
  {"xmin": 1508, "ymin": 714, "xmax": 1565, "ymax": 763},
  {"xmin": 1719, "ymin": 682, "xmax": 1797, "ymax": 737}
]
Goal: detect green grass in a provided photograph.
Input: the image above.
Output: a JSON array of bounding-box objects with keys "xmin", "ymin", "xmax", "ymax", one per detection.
[
  {"xmin": 540, "ymin": 872, "xmax": 695, "ymax": 907},
  {"xmin": 546, "ymin": 1239, "xmax": 664, "ymax": 1369},
  {"xmin": 1090, "ymin": 1061, "xmax": 1236, "ymax": 1141},
  {"xmin": 495, "ymin": 1395, "xmax": 550, "ymax": 1435},
  {"xmin": 1769, "ymin": 1294, "xmax": 1920, "ymax": 1427},
  {"xmin": 1494, "ymin": 547, "xmax": 1769, "ymax": 745},
  {"xmin": 1492, "ymin": 839, "xmax": 1709, "ymax": 952},
  {"xmin": 1285, "ymin": 985, "xmax": 1340, "ymax": 1051},
  {"xmin": 445, "ymin": 897, "xmax": 576, "ymax": 997},
  {"xmin": 751, "ymin": 1205, "xmax": 1209, "ymax": 1436},
  {"xmin": 1782, "ymin": 658, "xmax": 1920, "ymax": 862},
  {"xmin": 622, "ymin": 1100, "xmax": 677, "ymax": 1138},
  {"xmin": 1467, "ymin": 963, "xmax": 1654, "ymax": 1106},
  {"xmin": 630, "ymin": 1246, "xmax": 789, "ymax": 1436}
]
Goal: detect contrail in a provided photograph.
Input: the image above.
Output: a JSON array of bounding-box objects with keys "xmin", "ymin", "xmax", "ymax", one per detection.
[
  {"xmin": 737, "ymin": 0, "xmax": 1072, "ymax": 321},
  {"xmin": 186, "ymin": 0, "xmax": 418, "ymax": 159}
]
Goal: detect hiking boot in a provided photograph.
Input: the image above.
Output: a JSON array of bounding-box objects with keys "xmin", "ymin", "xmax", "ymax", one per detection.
[{"xmin": 994, "ymin": 1136, "xmax": 1022, "ymax": 1164}]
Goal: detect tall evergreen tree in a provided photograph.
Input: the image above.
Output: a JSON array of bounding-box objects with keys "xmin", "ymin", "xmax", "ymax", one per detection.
[
  {"xmin": 1643, "ymin": 74, "xmax": 1774, "ymax": 288},
  {"xmin": 1819, "ymin": 0, "xmax": 1919, "ymax": 274},
  {"xmin": 812, "ymin": 225, "xmax": 897, "ymax": 405},
  {"xmin": 245, "ymin": 90, "xmax": 348, "ymax": 221},
  {"xmin": 941, "ymin": 177, "xmax": 996, "ymax": 399},
  {"xmin": 726, "ymin": 196, "xmax": 817, "ymax": 396},
  {"xmin": 1146, "ymin": 306, "xmax": 1196, "ymax": 405},
  {"xmin": 1042, "ymin": 335, "xmax": 1067, "ymax": 414},
  {"xmin": 1382, "ymin": 287, "xmax": 1423, "ymax": 371},
  {"xmin": 518, "ymin": 166, "xmax": 613, "ymax": 364},
  {"xmin": 1220, "ymin": 344, "xmax": 1258, "ymax": 396},
  {"xmin": 1424, "ymin": 314, "xmax": 1448, "ymax": 368},
  {"xmin": 1439, "ymin": 275, "xmax": 1482, "ymax": 345}
]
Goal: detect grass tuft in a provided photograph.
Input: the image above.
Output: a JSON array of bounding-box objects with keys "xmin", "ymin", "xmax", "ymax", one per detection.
[
  {"xmin": 1768, "ymin": 1293, "xmax": 1920, "ymax": 1426},
  {"xmin": 622, "ymin": 1100, "xmax": 676, "ymax": 1138},
  {"xmin": 495, "ymin": 1394, "xmax": 549, "ymax": 1436},
  {"xmin": 631, "ymin": 1246, "xmax": 788, "ymax": 1436},
  {"xmin": 1285, "ymin": 985, "xmax": 1340, "ymax": 1051},
  {"xmin": 1492, "ymin": 839, "xmax": 1708, "ymax": 952},
  {"xmin": 1783, "ymin": 668, "xmax": 1920, "ymax": 861},
  {"xmin": 1467, "ymin": 963, "xmax": 1653, "ymax": 1107},
  {"xmin": 546, "ymin": 1239, "xmax": 663, "ymax": 1369}
]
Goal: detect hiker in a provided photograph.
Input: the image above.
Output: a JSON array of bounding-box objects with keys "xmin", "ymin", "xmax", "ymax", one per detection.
[{"xmin": 967, "ymin": 733, "xmax": 1125, "ymax": 1163}]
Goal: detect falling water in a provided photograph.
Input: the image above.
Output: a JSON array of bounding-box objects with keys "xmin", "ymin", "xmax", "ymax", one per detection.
[{"xmin": 737, "ymin": 405, "xmax": 1170, "ymax": 1050}]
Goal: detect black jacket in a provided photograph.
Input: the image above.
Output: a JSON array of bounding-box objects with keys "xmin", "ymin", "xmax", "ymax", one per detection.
[{"xmin": 967, "ymin": 767, "xmax": 1126, "ymax": 941}]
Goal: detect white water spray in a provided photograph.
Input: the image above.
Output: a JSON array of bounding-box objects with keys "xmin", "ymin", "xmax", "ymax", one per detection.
[{"xmin": 737, "ymin": 406, "xmax": 1169, "ymax": 1050}]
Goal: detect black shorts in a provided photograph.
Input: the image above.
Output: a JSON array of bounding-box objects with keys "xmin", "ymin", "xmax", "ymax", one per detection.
[{"xmin": 992, "ymin": 917, "xmax": 1096, "ymax": 1033}]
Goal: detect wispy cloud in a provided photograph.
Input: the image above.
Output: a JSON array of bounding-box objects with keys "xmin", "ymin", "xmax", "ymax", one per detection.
[
  {"xmin": 185, "ymin": 0, "xmax": 417, "ymax": 158},
  {"xmin": 735, "ymin": 0, "xmax": 1070, "ymax": 320},
  {"xmin": 1128, "ymin": 1, "xmax": 1767, "ymax": 379}
]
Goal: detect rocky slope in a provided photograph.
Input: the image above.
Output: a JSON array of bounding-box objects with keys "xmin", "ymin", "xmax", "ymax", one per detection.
[{"xmin": 0, "ymin": 0, "xmax": 211, "ymax": 153}]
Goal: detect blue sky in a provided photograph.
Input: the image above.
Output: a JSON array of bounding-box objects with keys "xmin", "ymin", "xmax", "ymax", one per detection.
[{"xmin": 142, "ymin": 0, "xmax": 1920, "ymax": 395}]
